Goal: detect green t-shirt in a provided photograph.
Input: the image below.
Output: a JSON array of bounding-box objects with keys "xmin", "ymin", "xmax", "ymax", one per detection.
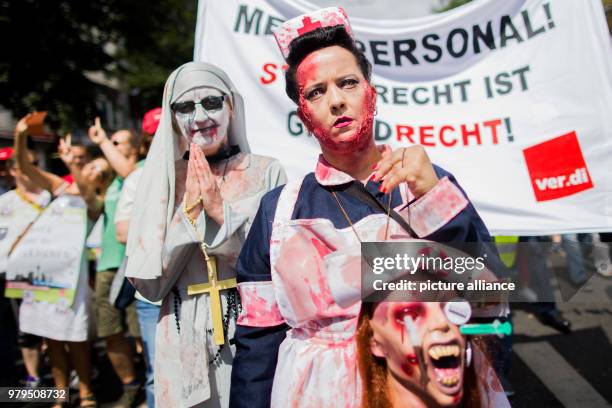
[{"xmin": 97, "ymin": 176, "xmax": 125, "ymax": 271}]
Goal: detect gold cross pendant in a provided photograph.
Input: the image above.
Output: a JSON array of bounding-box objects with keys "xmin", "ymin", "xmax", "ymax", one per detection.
[{"xmin": 187, "ymin": 254, "xmax": 237, "ymax": 346}]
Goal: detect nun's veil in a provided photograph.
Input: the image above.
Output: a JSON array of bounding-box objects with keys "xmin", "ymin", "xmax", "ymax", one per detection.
[{"xmin": 126, "ymin": 62, "xmax": 249, "ymax": 280}]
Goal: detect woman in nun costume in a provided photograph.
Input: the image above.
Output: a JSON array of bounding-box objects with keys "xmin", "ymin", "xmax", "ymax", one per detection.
[{"xmin": 125, "ymin": 62, "xmax": 287, "ymax": 407}]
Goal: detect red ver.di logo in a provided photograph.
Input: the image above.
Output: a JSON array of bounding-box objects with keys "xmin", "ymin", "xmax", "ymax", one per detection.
[{"xmin": 523, "ymin": 131, "xmax": 593, "ymax": 202}]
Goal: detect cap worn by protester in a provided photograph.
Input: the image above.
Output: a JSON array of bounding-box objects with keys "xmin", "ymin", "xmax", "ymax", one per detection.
[
  {"xmin": 273, "ymin": 7, "xmax": 353, "ymax": 60},
  {"xmin": 141, "ymin": 107, "xmax": 162, "ymax": 136},
  {"xmin": 0, "ymin": 147, "xmax": 14, "ymax": 160}
]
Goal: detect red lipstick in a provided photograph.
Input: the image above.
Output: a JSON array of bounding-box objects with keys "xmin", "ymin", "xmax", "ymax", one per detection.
[{"xmin": 333, "ymin": 116, "xmax": 353, "ymax": 128}]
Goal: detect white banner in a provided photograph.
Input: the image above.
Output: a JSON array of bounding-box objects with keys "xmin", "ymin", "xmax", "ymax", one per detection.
[
  {"xmin": 6, "ymin": 195, "xmax": 87, "ymax": 305},
  {"xmin": 0, "ymin": 190, "xmax": 43, "ymax": 274},
  {"xmin": 195, "ymin": 0, "xmax": 612, "ymax": 235}
]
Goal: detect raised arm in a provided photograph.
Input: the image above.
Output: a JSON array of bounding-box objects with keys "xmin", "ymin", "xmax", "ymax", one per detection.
[
  {"xmin": 88, "ymin": 117, "xmax": 137, "ymax": 178},
  {"xmin": 13, "ymin": 114, "xmax": 66, "ymax": 193},
  {"xmin": 57, "ymin": 137, "xmax": 103, "ymax": 220}
]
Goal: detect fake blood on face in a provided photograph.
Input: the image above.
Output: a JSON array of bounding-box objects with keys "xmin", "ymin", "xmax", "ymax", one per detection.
[
  {"xmin": 295, "ymin": 47, "xmax": 377, "ymax": 154},
  {"xmin": 401, "ymin": 354, "xmax": 419, "ymax": 376},
  {"xmin": 392, "ymin": 303, "xmax": 426, "ymax": 344},
  {"xmin": 392, "ymin": 303, "xmax": 426, "ymax": 328},
  {"xmin": 299, "ymin": 86, "xmax": 375, "ymax": 154}
]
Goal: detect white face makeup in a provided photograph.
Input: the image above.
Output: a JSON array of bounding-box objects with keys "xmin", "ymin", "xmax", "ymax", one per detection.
[{"xmin": 172, "ymin": 86, "xmax": 231, "ymax": 156}]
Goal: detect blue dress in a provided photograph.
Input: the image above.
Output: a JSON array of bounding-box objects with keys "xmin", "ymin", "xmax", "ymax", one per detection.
[{"xmin": 230, "ymin": 152, "xmax": 493, "ymax": 408}]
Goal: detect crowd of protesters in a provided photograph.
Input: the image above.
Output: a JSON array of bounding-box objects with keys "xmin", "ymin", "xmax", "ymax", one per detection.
[
  {"xmin": 0, "ymin": 7, "xmax": 611, "ymax": 408},
  {"xmin": 1, "ymin": 79, "xmax": 611, "ymax": 408},
  {"xmin": 0, "ymin": 108, "xmax": 161, "ymax": 408}
]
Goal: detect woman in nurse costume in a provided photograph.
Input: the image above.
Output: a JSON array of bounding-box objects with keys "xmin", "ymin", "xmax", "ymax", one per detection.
[{"xmin": 230, "ymin": 8, "xmax": 495, "ymax": 408}]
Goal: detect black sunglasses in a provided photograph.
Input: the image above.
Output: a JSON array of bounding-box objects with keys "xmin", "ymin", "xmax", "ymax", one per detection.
[{"xmin": 171, "ymin": 95, "xmax": 227, "ymax": 115}]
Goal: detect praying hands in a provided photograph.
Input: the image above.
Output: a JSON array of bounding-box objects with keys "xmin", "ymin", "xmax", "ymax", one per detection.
[{"xmin": 184, "ymin": 143, "xmax": 224, "ymax": 225}]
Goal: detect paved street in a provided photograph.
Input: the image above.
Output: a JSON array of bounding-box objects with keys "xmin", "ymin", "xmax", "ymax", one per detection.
[{"xmin": 508, "ymin": 271, "xmax": 612, "ymax": 407}]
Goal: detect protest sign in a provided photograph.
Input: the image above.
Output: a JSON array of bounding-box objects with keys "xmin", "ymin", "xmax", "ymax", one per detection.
[
  {"xmin": 195, "ymin": 0, "xmax": 612, "ymax": 234},
  {"xmin": 5, "ymin": 194, "xmax": 87, "ymax": 306},
  {"xmin": 0, "ymin": 190, "xmax": 44, "ymax": 274}
]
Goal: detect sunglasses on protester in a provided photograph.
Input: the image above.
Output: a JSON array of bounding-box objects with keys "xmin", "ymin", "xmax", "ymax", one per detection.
[{"xmin": 171, "ymin": 95, "xmax": 227, "ymax": 115}]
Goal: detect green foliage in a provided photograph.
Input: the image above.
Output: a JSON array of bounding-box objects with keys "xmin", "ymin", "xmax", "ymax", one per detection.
[
  {"xmin": 112, "ymin": 0, "xmax": 197, "ymax": 116},
  {"xmin": 436, "ymin": 0, "xmax": 473, "ymax": 13},
  {"xmin": 0, "ymin": 0, "xmax": 196, "ymax": 131},
  {"xmin": 604, "ymin": 0, "xmax": 612, "ymax": 34},
  {"xmin": 0, "ymin": 1, "xmax": 115, "ymax": 130}
]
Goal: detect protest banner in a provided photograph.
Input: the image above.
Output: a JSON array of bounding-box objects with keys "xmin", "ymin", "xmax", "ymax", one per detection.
[
  {"xmin": 0, "ymin": 190, "xmax": 44, "ymax": 274},
  {"xmin": 195, "ymin": 0, "xmax": 612, "ymax": 235},
  {"xmin": 5, "ymin": 194, "xmax": 87, "ymax": 306}
]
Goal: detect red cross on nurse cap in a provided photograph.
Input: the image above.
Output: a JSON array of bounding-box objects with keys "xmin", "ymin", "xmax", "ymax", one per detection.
[{"xmin": 273, "ymin": 7, "xmax": 354, "ymax": 60}]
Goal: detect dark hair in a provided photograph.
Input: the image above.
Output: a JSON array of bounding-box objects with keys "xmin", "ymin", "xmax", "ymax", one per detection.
[
  {"xmin": 5, "ymin": 157, "xmax": 16, "ymax": 170},
  {"xmin": 124, "ymin": 129, "xmax": 141, "ymax": 150},
  {"xmin": 105, "ymin": 129, "xmax": 140, "ymax": 151},
  {"xmin": 285, "ymin": 25, "xmax": 372, "ymax": 104}
]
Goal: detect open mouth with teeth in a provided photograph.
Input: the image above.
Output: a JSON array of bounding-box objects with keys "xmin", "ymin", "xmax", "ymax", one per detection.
[{"xmin": 426, "ymin": 343, "xmax": 463, "ymax": 394}]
